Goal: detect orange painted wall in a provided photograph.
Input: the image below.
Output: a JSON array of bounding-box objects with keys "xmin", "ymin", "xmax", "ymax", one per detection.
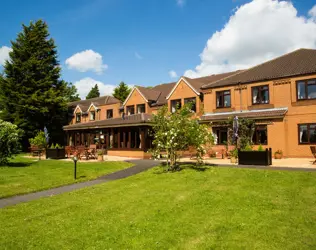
[
  {"xmin": 203, "ymin": 74, "xmax": 316, "ymax": 158},
  {"xmin": 99, "ymin": 103, "xmax": 122, "ymax": 120},
  {"xmin": 167, "ymin": 79, "xmax": 202, "ymax": 116},
  {"xmin": 124, "ymin": 88, "xmax": 153, "ymax": 114}
]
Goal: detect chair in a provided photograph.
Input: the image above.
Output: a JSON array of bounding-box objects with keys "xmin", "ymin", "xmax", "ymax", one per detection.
[
  {"xmin": 88, "ymin": 144, "xmax": 97, "ymax": 159},
  {"xmin": 65, "ymin": 146, "xmax": 75, "ymax": 158},
  {"xmin": 76, "ymin": 146, "xmax": 86, "ymax": 160},
  {"xmin": 311, "ymin": 146, "xmax": 316, "ymax": 164}
]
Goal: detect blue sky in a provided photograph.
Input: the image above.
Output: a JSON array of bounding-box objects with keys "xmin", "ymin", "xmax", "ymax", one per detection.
[{"xmin": 1, "ymin": 0, "xmax": 316, "ymax": 98}]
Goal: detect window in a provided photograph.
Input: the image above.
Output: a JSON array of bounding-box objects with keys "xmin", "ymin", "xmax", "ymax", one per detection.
[
  {"xmin": 106, "ymin": 109, "xmax": 113, "ymax": 119},
  {"xmin": 252, "ymin": 85, "xmax": 269, "ymax": 104},
  {"xmin": 216, "ymin": 90, "xmax": 231, "ymax": 108},
  {"xmin": 126, "ymin": 105, "xmax": 135, "ymax": 115},
  {"xmin": 137, "ymin": 104, "xmax": 146, "ymax": 114},
  {"xmin": 171, "ymin": 99, "xmax": 181, "ymax": 113},
  {"xmin": 299, "ymin": 124, "xmax": 316, "ymax": 144},
  {"xmin": 252, "ymin": 125, "xmax": 268, "ymax": 145},
  {"xmin": 184, "ymin": 97, "xmax": 196, "ymax": 112},
  {"xmin": 90, "ymin": 111, "xmax": 96, "ymax": 121},
  {"xmin": 297, "ymin": 79, "xmax": 316, "ymax": 100},
  {"xmin": 76, "ymin": 113, "xmax": 81, "ymax": 123},
  {"xmin": 213, "ymin": 128, "xmax": 228, "ymax": 145}
]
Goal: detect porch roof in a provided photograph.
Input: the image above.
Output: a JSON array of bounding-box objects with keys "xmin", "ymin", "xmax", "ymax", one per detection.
[
  {"xmin": 200, "ymin": 107, "xmax": 288, "ymax": 122},
  {"xmin": 63, "ymin": 113, "xmax": 153, "ymax": 131}
]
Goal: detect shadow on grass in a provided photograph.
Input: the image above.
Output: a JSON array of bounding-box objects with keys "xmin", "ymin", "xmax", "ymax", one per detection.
[
  {"xmin": 154, "ymin": 162, "xmax": 213, "ymax": 174},
  {"xmin": 4, "ymin": 162, "xmax": 33, "ymax": 168}
]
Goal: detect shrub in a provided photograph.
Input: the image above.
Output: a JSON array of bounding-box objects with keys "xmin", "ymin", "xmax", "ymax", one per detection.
[
  {"xmin": 243, "ymin": 143, "xmax": 253, "ymax": 151},
  {"xmin": 258, "ymin": 144, "xmax": 264, "ymax": 151},
  {"xmin": 29, "ymin": 131, "xmax": 47, "ymax": 149},
  {"xmin": 0, "ymin": 119, "xmax": 23, "ymax": 164},
  {"xmin": 230, "ymin": 148, "xmax": 238, "ymax": 158},
  {"xmin": 97, "ymin": 150, "xmax": 103, "ymax": 156}
]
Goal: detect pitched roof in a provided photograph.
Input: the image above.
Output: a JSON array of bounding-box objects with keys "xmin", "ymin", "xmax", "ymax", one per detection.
[
  {"xmin": 202, "ymin": 48, "xmax": 316, "ymax": 89},
  {"xmin": 63, "ymin": 113, "xmax": 153, "ymax": 130},
  {"xmin": 183, "ymin": 71, "xmax": 243, "ymax": 92},
  {"xmin": 136, "ymin": 86, "xmax": 161, "ymax": 102},
  {"xmin": 200, "ymin": 108, "xmax": 288, "ymax": 122},
  {"xmin": 68, "ymin": 96, "xmax": 121, "ymax": 112},
  {"xmin": 151, "ymin": 82, "xmax": 176, "ymax": 106}
]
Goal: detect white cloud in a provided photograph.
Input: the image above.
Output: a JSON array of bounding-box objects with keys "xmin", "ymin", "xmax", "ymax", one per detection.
[
  {"xmin": 309, "ymin": 5, "xmax": 316, "ymax": 20},
  {"xmin": 0, "ymin": 46, "xmax": 12, "ymax": 66},
  {"xmin": 74, "ymin": 77, "xmax": 134, "ymax": 99},
  {"xmin": 65, "ymin": 50, "xmax": 108, "ymax": 74},
  {"xmin": 176, "ymin": 0, "xmax": 185, "ymax": 7},
  {"xmin": 185, "ymin": 0, "xmax": 316, "ymax": 78},
  {"xmin": 169, "ymin": 70, "xmax": 178, "ymax": 78},
  {"xmin": 135, "ymin": 52, "xmax": 143, "ymax": 60},
  {"xmin": 74, "ymin": 77, "xmax": 116, "ymax": 99}
]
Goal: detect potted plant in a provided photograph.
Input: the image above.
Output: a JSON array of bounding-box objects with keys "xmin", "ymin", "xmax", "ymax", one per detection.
[
  {"xmin": 97, "ymin": 150, "xmax": 104, "ymax": 161},
  {"xmin": 274, "ymin": 150, "xmax": 283, "ymax": 159},
  {"xmin": 230, "ymin": 148, "xmax": 238, "ymax": 163}
]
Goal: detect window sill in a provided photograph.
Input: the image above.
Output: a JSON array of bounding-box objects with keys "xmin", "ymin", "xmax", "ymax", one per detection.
[
  {"xmin": 248, "ymin": 104, "xmax": 274, "ymax": 110},
  {"xmin": 292, "ymin": 99, "xmax": 316, "ymax": 106},
  {"xmin": 213, "ymin": 107, "xmax": 234, "ymax": 113}
]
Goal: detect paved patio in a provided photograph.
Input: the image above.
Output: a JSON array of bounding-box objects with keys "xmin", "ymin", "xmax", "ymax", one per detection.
[{"xmin": 179, "ymin": 157, "xmax": 316, "ymax": 169}]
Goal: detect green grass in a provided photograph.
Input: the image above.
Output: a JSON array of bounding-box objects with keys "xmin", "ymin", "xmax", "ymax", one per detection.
[
  {"xmin": 1, "ymin": 165, "xmax": 316, "ymax": 249},
  {"xmin": 0, "ymin": 155, "xmax": 133, "ymax": 198}
]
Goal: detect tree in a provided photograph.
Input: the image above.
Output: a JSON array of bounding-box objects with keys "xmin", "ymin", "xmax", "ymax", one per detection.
[
  {"xmin": 151, "ymin": 104, "xmax": 214, "ymax": 170},
  {"xmin": 0, "ymin": 20, "xmax": 68, "ymax": 149},
  {"xmin": 86, "ymin": 84, "xmax": 100, "ymax": 99},
  {"xmin": 0, "ymin": 120, "xmax": 23, "ymax": 164},
  {"xmin": 62, "ymin": 81, "xmax": 81, "ymax": 102},
  {"xmin": 113, "ymin": 81, "xmax": 131, "ymax": 102},
  {"xmin": 29, "ymin": 131, "xmax": 47, "ymax": 150}
]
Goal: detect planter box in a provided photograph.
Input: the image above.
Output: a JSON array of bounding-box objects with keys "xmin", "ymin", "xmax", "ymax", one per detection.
[
  {"xmin": 238, "ymin": 148, "xmax": 272, "ymax": 166},
  {"xmin": 46, "ymin": 148, "xmax": 66, "ymax": 159}
]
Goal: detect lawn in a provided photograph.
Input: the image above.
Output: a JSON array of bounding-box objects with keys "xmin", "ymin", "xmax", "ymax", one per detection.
[
  {"xmin": 1, "ymin": 165, "xmax": 316, "ymax": 249},
  {"xmin": 0, "ymin": 155, "xmax": 133, "ymax": 198}
]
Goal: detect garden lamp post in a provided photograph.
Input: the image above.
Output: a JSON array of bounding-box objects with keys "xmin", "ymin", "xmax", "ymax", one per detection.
[{"xmin": 73, "ymin": 156, "xmax": 78, "ymax": 179}]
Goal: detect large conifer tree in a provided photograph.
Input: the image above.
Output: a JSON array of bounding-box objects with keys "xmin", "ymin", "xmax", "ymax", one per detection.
[
  {"xmin": 113, "ymin": 81, "xmax": 131, "ymax": 102},
  {"xmin": 0, "ymin": 20, "xmax": 70, "ymax": 148},
  {"xmin": 86, "ymin": 84, "xmax": 100, "ymax": 99}
]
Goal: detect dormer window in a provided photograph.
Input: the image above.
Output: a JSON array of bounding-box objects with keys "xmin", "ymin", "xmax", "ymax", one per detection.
[
  {"xmin": 137, "ymin": 104, "xmax": 145, "ymax": 114},
  {"xmin": 126, "ymin": 105, "xmax": 135, "ymax": 115},
  {"xmin": 90, "ymin": 111, "xmax": 95, "ymax": 121},
  {"xmin": 107, "ymin": 109, "xmax": 113, "ymax": 119},
  {"xmin": 76, "ymin": 113, "xmax": 81, "ymax": 123}
]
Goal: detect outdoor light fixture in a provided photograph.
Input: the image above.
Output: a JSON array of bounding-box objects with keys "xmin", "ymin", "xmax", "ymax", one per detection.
[{"xmin": 73, "ymin": 156, "xmax": 78, "ymax": 179}]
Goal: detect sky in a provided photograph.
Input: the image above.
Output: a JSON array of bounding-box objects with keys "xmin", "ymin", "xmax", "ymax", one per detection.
[{"xmin": 0, "ymin": 0, "xmax": 316, "ymax": 99}]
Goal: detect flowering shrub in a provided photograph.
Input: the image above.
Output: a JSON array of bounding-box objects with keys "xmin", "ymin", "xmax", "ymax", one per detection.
[
  {"xmin": 0, "ymin": 119, "xmax": 23, "ymax": 164},
  {"xmin": 151, "ymin": 104, "xmax": 214, "ymax": 170}
]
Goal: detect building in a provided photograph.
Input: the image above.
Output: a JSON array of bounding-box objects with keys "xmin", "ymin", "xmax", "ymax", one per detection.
[{"xmin": 64, "ymin": 48, "xmax": 316, "ymax": 158}]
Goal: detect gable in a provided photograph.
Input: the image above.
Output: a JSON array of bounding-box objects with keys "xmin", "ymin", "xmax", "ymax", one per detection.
[
  {"xmin": 168, "ymin": 79, "xmax": 199, "ymax": 100},
  {"xmin": 123, "ymin": 88, "xmax": 147, "ymax": 106},
  {"xmin": 73, "ymin": 105, "xmax": 82, "ymax": 114}
]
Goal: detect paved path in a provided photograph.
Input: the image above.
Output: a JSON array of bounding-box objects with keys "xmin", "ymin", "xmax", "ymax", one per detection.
[{"xmin": 0, "ymin": 159, "xmax": 160, "ymax": 209}]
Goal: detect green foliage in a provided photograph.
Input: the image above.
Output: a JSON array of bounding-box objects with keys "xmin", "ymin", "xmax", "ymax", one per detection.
[
  {"xmin": 258, "ymin": 144, "xmax": 264, "ymax": 151},
  {"xmin": 243, "ymin": 143, "xmax": 253, "ymax": 151},
  {"xmin": 224, "ymin": 117, "xmax": 255, "ymax": 150},
  {"xmin": 274, "ymin": 149, "xmax": 283, "ymax": 157},
  {"xmin": 113, "ymin": 81, "xmax": 131, "ymax": 102},
  {"xmin": 86, "ymin": 84, "xmax": 100, "ymax": 99},
  {"xmin": 0, "ymin": 120, "xmax": 23, "ymax": 164},
  {"xmin": 29, "ymin": 131, "xmax": 47, "ymax": 149},
  {"xmin": 230, "ymin": 148, "xmax": 238, "ymax": 158},
  {"xmin": 62, "ymin": 81, "xmax": 81, "ymax": 102},
  {"xmin": 0, "ymin": 20, "xmax": 69, "ymax": 149},
  {"xmin": 151, "ymin": 104, "xmax": 214, "ymax": 170}
]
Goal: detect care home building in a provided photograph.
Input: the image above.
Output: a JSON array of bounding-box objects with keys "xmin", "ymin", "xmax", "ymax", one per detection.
[{"xmin": 63, "ymin": 48, "xmax": 316, "ymax": 158}]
